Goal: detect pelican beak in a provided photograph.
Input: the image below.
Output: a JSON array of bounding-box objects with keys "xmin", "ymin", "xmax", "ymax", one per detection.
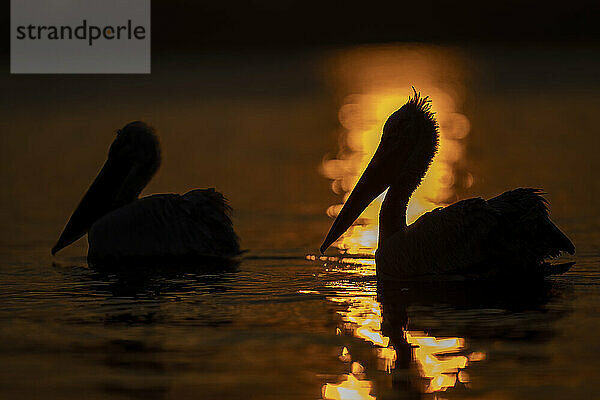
[
  {"xmin": 51, "ymin": 157, "xmax": 130, "ymax": 255},
  {"xmin": 320, "ymin": 155, "xmax": 389, "ymax": 253}
]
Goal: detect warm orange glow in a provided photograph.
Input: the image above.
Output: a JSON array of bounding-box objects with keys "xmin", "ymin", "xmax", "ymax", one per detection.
[
  {"xmin": 356, "ymin": 326, "xmax": 389, "ymax": 347},
  {"xmin": 405, "ymin": 331, "xmax": 471, "ymax": 393},
  {"xmin": 339, "ymin": 346, "xmax": 352, "ymax": 362},
  {"xmin": 322, "ymin": 371, "xmax": 376, "ymax": 400},
  {"xmin": 321, "ymin": 46, "xmax": 470, "ymax": 254},
  {"xmin": 376, "ymin": 346, "xmax": 397, "ymax": 373},
  {"xmin": 305, "ymin": 257, "xmax": 485, "ymax": 397}
]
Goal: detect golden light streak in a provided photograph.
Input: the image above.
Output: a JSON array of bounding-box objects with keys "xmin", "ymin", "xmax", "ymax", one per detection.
[
  {"xmin": 376, "ymin": 346, "xmax": 397, "ymax": 373},
  {"xmin": 322, "ymin": 371, "xmax": 376, "ymax": 400},
  {"xmin": 308, "ymin": 258, "xmax": 485, "ymax": 397},
  {"xmin": 405, "ymin": 331, "xmax": 470, "ymax": 393}
]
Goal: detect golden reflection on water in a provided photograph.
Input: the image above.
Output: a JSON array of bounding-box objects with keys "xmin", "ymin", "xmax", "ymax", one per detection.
[
  {"xmin": 405, "ymin": 332, "xmax": 470, "ymax": 393},
  {"xmin": 321, "ymin": 46, "xmax": 471, "ymax": 254},
  {"xmin": 317, "ymin": 257, "xmax": 485, "ymax": 399},
  {"xmin": 322, "ymin": 366, "xmax": 376, "ymax": 400}
]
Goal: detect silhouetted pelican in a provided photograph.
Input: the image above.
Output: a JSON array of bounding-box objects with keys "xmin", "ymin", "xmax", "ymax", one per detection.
[
  {"xmin": 321, "ymin": 90, "xmax": 575, "ymax": 279},
  {"xmin": 52, "ymin": 121, "xmax": 240, "ymax": 264}
]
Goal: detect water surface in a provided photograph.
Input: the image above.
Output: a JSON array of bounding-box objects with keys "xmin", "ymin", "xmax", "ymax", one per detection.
[{"xmin": 1, "ymin": 45, "xmax": 598, "ymax": 399}]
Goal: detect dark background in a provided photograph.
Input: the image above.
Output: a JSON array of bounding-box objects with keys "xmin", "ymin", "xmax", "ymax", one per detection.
[
  {"xmin": 3, "ymin": 0, "xmax": 600, "ymax": 56},
  {"xmin": 149, "ymin": 1, "xmax": 600, "ymax": 49}
]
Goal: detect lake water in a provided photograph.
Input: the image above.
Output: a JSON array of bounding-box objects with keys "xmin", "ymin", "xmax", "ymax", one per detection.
[{"xmin": 1, "ymin": 44, "xmax": 599, "ymax": 399}]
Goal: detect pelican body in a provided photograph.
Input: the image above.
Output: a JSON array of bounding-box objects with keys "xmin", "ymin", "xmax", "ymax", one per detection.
[
  {"xmin": 321, "ymin": 91, "xmax": 575, "ymax": 279},
  {"xmin": 52, "ymin": 121, "xmax": 240, "ymax": 264}
]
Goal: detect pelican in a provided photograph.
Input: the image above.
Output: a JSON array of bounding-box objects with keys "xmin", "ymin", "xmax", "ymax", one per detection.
[
  {"xmin": 52, "ymin": 121, "xmax": 240, "ymax": 265},
  {"xmin": 321, "ymin": 90, "xmax": 575, "ymax": 279}
]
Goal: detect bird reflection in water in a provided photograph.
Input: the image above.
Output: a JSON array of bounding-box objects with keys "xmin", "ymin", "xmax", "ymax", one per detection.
[
  {"xmin": 318, "ymin": 258, "xmax": 485, "ymax": 399},
  {"xmin": 313, "ymin": 256, "xmax": 566, "ymax": 399}
]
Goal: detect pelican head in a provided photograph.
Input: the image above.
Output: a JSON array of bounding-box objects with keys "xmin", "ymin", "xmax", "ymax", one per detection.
[
  {"xmin": 320, "ymin": 89, "xmax": 439, "ymax": 253},
  {"xmin": 52, "ymin": 121, "xmax": 161, "ymax": 255}
]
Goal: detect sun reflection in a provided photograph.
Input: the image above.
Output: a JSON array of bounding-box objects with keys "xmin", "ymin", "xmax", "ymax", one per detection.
[
  {"xmin": 321, "ymin": 46, "xmax": 471, "ymax": 254},
  {"xmin": 405, "ymin": 331, "xmax": 471, "ymax": 393},
  {"xmin": 308, "ymin": 256, "xmax": 485, "ymax": 398},
  {"xmin": 322, "ymin": 369, "xmax": 376, "ymax": 400}
]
